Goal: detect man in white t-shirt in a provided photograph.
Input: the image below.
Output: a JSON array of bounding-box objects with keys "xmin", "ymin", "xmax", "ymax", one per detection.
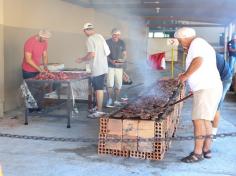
[
  {"xmin": 76, "ymin": 23, "xmax": 110, "ymax": 118},
  {"xmin": 175, "ymin": 27, "xmax": 222, "ymax": 163}
]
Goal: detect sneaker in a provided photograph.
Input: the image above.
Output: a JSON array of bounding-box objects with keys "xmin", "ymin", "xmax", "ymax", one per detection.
[
  {"xmin": 121, "ymin": 97, "xmax": 128, "ymax": 101},
  {"xmin": 87, "ymin": 111, "xmax": 106, "ymax": 119},
  {"xmin": 88, "ymin": 106, "xmax": 97, "ymax": 114},
  {"xmin": 28, "ymin": 108, "xmax": 42, "ymax": 113},
  {"xmin": 106, "ymin": 98, "xmax": 114, "ymax": 108},
  {"xmin": 73, "ymin": 107, "xmax": 79, "ymax": 114},
  {"xmin": 96, "ymin": 111, "xmax": 106, "ymax": 115},
  {"xmin": 114, "ymin": 100, "xmax": 122, "ymax": 106}
]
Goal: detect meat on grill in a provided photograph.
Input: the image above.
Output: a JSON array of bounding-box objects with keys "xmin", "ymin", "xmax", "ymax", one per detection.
[
  {"xmin": 32, "ymin": 71, "xmax": 90, "ymax": 80},
  {"xmin": 111, "ymin": 78, "xmax": 182, "ymax": 121}
]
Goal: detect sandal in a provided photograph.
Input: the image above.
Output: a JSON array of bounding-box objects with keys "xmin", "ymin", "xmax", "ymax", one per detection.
[
  {"xmin": 203, "ymin": 150, "xmax": 212, "ymax": 159},
  {"xmin": 181, "ymin": 152, "xmax": 204, "ymax": 163}
]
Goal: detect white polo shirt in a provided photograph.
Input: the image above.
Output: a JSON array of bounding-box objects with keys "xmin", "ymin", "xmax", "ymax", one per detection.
[{"xmin": 186, "ymin": 38, "xmax": 222, "ymax": 91}]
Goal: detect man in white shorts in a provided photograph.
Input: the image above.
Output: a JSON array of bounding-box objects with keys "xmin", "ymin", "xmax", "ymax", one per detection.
[
  {"xmin": 175, "ymin": 27, "xmax": 222, "ymax": 163},
  {"xmin": 106, "ymin": 28, "xmax": 127, "ymax": 107}
]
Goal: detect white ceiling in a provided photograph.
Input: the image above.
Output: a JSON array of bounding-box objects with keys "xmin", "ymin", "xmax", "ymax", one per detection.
[{"xmin": 63, "ymin": 0, "xmax": 235, "ymax": 29}]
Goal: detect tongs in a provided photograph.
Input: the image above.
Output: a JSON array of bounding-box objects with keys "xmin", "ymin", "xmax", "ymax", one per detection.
[
  {"xmin": 168, "ymin": 80, "xmax": 193, "ymax": 106},
  {"xmin": 168, "ymin": 92, "xmax": 193, "ymax": 106}
]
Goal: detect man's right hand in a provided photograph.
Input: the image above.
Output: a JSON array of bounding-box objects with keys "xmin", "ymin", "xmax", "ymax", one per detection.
[
  {"xmin": 37, "ymin": 67, "xmax": 43, "ymax": 72},
  {"xmin": 109, "ymin": 59, "xmax": 117, "ymax": 66}
]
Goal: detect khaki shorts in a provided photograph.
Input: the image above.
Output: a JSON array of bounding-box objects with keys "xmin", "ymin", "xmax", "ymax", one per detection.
[
  {"xmin": 192, "ymin": 87, "xmax": 222, "ymax": 121},
  {"xmin": 107, "ymin": 68, "xmax": 123, "ymax": 89}
]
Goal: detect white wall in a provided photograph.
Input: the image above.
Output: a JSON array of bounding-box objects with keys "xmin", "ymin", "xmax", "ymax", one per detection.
[
  {"xmin": 147, "ymin": 38, "xmax": 178, "ymax": 61},
  {"xmin": 193, "ymin": 27, "xmax": 224, "ymax": 44},
  {"xmin": 2, "ymin": 0, "xmax": 148, "ymax": 111}
]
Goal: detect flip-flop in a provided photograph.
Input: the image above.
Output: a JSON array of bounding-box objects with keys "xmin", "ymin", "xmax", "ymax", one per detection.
[
  {"xmin": 203, "ymin": 150, "xmax": 212, "ymax": 159},
  {"xmin": 181, "ymin": 152, "xmax": 204, "ymax": 163}
]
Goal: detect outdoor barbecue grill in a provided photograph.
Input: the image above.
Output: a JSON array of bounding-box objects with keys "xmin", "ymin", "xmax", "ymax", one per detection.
[
  {"xmin": 109, "ymin": 79, "xmax": 189, "ymax": 121},
  {"xmin": 98, "ymin": 78, "xmax": 188, "ymax": 160},
  {"xmin": 22, "ymin": 71, "xmax": 91, "ymax": 128}
]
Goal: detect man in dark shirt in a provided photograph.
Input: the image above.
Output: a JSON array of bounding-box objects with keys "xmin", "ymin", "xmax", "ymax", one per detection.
[
  {"xmin": 212, "ymin": 53, "xmax": 232, "ymax": 136},
  {"xmin": 227, "ymin": 33, "xmax": 236, "ymax": 74},
  {"xmin": 106, "ymin": 28, "xmax": 127, "ymax": 107}
]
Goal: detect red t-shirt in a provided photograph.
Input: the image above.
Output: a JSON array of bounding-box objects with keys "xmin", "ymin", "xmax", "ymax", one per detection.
[{"xmin": 22, "ymin": 36, "xmax": 48, "ymax": 72}]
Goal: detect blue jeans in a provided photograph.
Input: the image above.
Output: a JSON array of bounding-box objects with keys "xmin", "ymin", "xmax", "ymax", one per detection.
[
  {"xmin": 218, "ymin": 79, "xmax": 232, "ymax": 110},
  {"xmin": 22, "ymin": 70, "xmax": 39, "ymax": 79},
  {"xmin": 229, "ymin": 56, "xmax": 236, "ymax": 74}
]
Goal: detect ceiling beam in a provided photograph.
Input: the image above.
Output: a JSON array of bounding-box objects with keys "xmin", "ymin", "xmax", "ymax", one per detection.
[
  {"xmin": 62, "ymin": 0, "xmax": 234, "ymax": 25},
  {"xmin": 145, "ymin": 16, "xmax": 225, "ymax": 25},
  {"xmin": 147, "ymin": 24, "xmax": 225, "ymax": 28},
  {"xmin": 141, "ymin": 0, "xmax": 232, "ymax": 9},
  {"xmin": 66, "ymin": 0, "xmax": 235, "ymax": 11}
]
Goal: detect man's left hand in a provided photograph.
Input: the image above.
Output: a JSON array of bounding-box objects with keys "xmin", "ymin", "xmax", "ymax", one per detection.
[{"xmin": 43, "ymin": 65, "xmax": 48, "ymax": 72}]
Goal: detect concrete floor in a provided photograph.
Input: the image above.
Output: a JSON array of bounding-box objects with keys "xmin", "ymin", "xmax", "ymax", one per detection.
[
  {"xmin": 0, "ymin": 93, "xmax": 236, "ymax": 176},
  {"xmin": 1, "ymin": 64, "xmax": 236, "ymax": 176}
]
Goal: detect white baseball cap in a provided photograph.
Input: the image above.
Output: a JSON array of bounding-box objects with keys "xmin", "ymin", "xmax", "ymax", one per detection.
[
  {"xmin": 83, "ymin": 23, "xmax": 94, "ymax": 30},
  {"xmin": 174, "ymin": 27, "xmax": 196, "ymax": 39},
  {"xmin": 38, "ymin": 29, "xmax": 51, "ymax": 38}
]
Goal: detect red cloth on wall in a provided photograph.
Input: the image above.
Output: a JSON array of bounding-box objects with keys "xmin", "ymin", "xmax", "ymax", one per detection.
[{"xmin": 149, "ymin": 52, "xmax": 165, "ymax": 70}]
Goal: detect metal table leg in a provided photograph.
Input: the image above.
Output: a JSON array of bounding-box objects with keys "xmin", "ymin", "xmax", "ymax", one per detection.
[
  {"xmin": 88, "ymin": 78, "xmax": 93, "ymax": 110},
  {"xmin": 24, "ymin": 107, "xmax": 28, "ymax": 125},
  {"xmin": 67, "ymin": 82, "xmax": 72, "ymax": 128}
]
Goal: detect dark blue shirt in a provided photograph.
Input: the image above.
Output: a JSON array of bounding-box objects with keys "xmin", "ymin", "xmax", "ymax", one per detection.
[
  {"xmin": 216, "ymin": 53, "xmax": 232, "ymax": 81},
  {"xmin": 227, "ymin": 40, "xmax": 236, "ymax": 56},
  {"xmin": 106, "ymin": 38, "xmax": 126, "ymax": 68}
]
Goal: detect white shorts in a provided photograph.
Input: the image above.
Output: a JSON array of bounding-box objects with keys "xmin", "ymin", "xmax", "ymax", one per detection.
[
  {"xmin": 107, "ymin": 68, "xmax": 123, "ymax": 89},
  {"xmin": 192, "ymin": 87, "xmax": 222, "ymax": 121}
]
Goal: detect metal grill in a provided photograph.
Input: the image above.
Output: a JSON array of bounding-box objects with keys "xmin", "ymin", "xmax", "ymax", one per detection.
[{"xmin": 21, "ymin": 72, "xmax": 90, "ymax": 128}]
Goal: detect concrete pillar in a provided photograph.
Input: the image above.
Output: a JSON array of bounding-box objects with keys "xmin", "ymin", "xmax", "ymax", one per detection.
[{"xmin": 0, "ymin": 0, "xmax": 5, "ymax": 117}]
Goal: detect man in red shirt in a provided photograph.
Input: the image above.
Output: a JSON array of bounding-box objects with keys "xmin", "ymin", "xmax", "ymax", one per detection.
[{"xmin": 22, "ymin": 29, "xmax": 51, "ymax": 79}]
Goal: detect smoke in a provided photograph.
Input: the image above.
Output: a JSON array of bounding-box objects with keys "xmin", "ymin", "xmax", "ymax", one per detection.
[{"xmin": 95, "ymin": 7, "xmax": 159, "ymax": 87}]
